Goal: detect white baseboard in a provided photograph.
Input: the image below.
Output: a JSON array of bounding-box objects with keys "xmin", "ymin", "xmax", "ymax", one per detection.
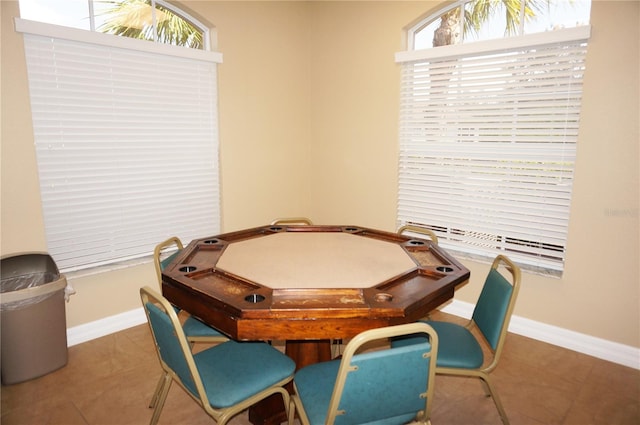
[
  {"xmin": 66, "ymin": 307, "xmax": 146, "ymax": 347},
  {"xmin": 441, "ymin": 300, "xmax": 640, "ymax": 370},
  {"xmin": 67, "ymin": 302, "xmax": 640, "ymax": 370}
]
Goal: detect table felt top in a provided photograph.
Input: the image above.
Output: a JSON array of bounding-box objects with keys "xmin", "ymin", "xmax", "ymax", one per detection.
[{"xmin": 215, "ymin": 232, "xmax": 418, "ymax": 289}]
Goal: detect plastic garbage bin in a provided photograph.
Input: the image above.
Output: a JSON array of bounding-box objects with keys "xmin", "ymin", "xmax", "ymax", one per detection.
[{"xmin": 1, "ymin": 253, "xmax": 68, "ymax": 385}]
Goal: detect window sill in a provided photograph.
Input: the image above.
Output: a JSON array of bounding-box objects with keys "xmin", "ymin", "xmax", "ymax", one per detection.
[{"xmin": 63, "ymin": 257, "xmax": 152, "ymax": 281}]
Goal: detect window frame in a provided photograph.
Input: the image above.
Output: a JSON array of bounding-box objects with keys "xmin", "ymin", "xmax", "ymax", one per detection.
[
  {"xmin": 16, "ymin": 17, "xmax": 223, "ymax": 273},
  {"xmin": 396, "ymin": 6, "xmax": 591, "ymax": 276}
]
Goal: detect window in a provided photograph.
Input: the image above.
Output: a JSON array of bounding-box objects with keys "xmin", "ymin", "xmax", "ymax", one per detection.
[
  {"xmin": 19, "ymin": 0, "xmax": 207, "ymax": 49},
  {"xmin": 16, "ymin": 1, "xmax": 222, "ymax": 272},
  {"xmin": 411, "ymin": 0, "xmax": 591, "ymax": 49},
  {"xmin": 397, "ymin": 0, "xmax": 591, "ymax": 275}
]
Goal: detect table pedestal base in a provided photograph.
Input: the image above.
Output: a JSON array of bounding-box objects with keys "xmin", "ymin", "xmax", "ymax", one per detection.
[{"xmin": 248, "ymin": 340, "xmax": 332, "ymax": 425}]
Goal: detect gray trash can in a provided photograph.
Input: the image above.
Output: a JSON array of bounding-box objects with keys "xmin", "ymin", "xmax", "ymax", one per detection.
[{"xmin": 1, "ymin": 253, "xmax": 68, "ymax": 385}]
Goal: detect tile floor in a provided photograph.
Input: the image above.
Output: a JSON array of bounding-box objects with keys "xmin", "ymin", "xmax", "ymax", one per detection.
[{"xmin": 1, "ymin": 311, "xmax": 638, "ymax": 425}]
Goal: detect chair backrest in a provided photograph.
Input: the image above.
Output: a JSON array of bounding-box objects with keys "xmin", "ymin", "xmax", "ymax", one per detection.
[
  {"xmin": 471, "ymin": 255, "xmax": 521, "ymax": 358},
  {"xmin": 140, "ymin": 286, "xmax": 206, "ymax": 400},
  {"xmin": 270, "ymin": 217, "xmax": 313, "ymax": 225},
  {"xmin": 153, "ymin": 237, "xmax": 184, "ymax": 284},
  {"xmin": 326, "ymin": 322, "xmax": 438, "ymax": 425},
  {"xmin": 397, "ymin": 224, "xmax": 438, "ymax": 245}
]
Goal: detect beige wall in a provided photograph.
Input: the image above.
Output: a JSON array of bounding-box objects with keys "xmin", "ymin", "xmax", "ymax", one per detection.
[{"xmin": 1, "ymin": 1, "xmax": 638, "ymax": 349}]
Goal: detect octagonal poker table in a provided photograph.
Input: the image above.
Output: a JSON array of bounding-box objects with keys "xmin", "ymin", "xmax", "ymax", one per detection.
[{"xmin": 161, "ymin": 224, "xmax": 470, "ymax": 424}]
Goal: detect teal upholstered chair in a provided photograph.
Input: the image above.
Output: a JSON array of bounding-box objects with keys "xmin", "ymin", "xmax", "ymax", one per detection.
[
  {"xmin": 140, "ymin": 286, "xmax": 295, "ymax": 425},
  {"xmin": 392, "ymin": 254, "xmax": 521, "ymax": 425},
  {"xmin": 288, "ymin": 322, "xmax": 439, "ymax": 425},
  {"xmin": 149, "ymin": 237, "xmax": 228, "ymax": 408}
]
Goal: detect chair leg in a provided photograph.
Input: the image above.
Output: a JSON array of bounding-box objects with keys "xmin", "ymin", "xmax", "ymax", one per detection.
[
  {"xmin": 290, "ymin": 394, "xmax": 311, "ymax": 425},
  {"xmin": 281, "ymin": 388, "xmax": 291, "ymax": 422},
  {"xmin": 150, "ymin": 373, "xmax": 172, "ymax": 425},
  {"xmin": 479, "ymin": 376, "xmax": 492, "ymax": 397},
  {"xmin": 288, "ymin": 399, "xmax": 295, "ymax": 425},
  {"xmin": 414, "ymin": 410, "xmax": 432, "ymax": 425},
  {"xmin": 479, "ymin": 373, "xmax": 509, "ymax": 425},
  {"xmin": 217, "ymin": 413, "xmax": 231, "ymax": 425},
  {"xmin": 332, "ymin": 339, "xmax": 343, "ymax": 358},
  {"xmin": 149, "ymin": 374, "xmax": 166, "ymax": 408}
]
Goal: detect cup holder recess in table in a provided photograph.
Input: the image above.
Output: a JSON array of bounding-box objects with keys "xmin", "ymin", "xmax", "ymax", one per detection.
[
  {"xmin": 245, "ymin": 294, "xmax": 265, "ymax": 303},
  {"xmin": 374, "ymin": 292, "xmax": 393, "ymax": 302},
  {"xmin": 407, "ymin": 239, "xmax": 426, "ymax": 246},
  {"xmin": 179, "ymin": 266, "xmax": 197, "ymax": 273},
  {"xmin": 436, "ymin": 266, "xmax": 454, "ymax": 273}
]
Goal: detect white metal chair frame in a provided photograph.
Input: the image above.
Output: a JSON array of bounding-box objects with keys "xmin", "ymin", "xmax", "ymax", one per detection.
[
  {"xmin": 432, "ymin": 255, "xmax": 521, "ymax": 425},
  {"xmin": 397, "ymin": 224, "xmax": 439, "ymax": 245},
  {"xmin": 289, "ymin": 322, "xmax": 439, "ymax": 425},
  {"xmin": 141, "ymin": 286, "xmax": 294, "ymax": 425},
  {"xmin": 149, "ymin": 237, "xmax": 228, "ymax": 409}
]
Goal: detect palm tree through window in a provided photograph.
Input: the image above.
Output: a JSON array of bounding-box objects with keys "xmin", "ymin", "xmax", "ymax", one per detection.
[
  {"xmin": 19, "ymin": 0, "xmax": 207, "ymax": 49},
  {"xmin": 412, "ymin": 0, "xmax": 591, "ymax": 49}
]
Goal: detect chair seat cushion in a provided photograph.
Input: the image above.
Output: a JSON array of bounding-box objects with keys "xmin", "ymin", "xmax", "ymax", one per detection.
[
  {"xmin": 182, "ymin": 316, "xmax": 226, "ymax": 338},
  {"xmin": 392, "ymin": 320, "xmax": 483, "ymax": 369},
  {"xmin": 194, "ymin": 341, "xmax": 295, "ymax": 408},
  {"xmin": 294, "ymin": 359, "xmax": 418, "ymax": 425}
]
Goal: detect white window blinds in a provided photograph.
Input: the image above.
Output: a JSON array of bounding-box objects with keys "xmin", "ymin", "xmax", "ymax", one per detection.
[
  {"xmin": 17, "ymin": 19, "xmax": 222, "ymax": 272},
  {"xmin": 396, "ymin": 27, "xmax": 590, "ymax": 274}
]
